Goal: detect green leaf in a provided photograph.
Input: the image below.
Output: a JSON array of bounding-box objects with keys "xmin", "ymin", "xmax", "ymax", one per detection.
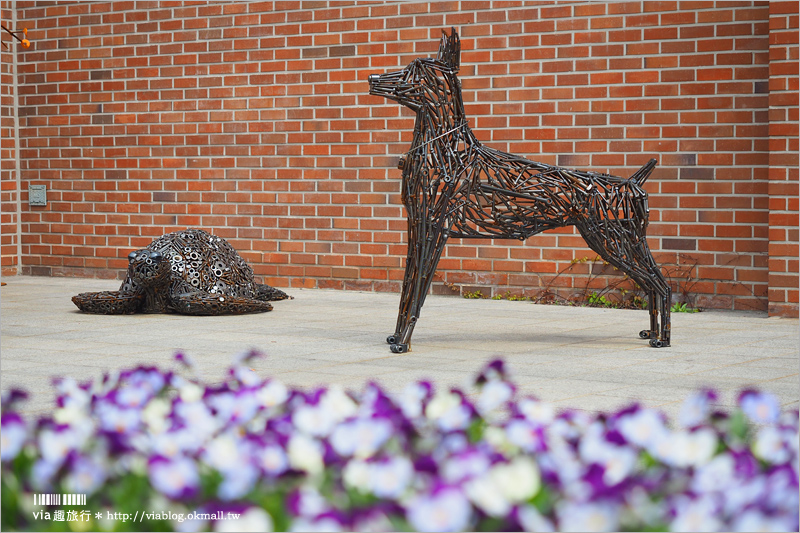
[
  {"xmin": 529, "ymin": 484, "xmax": 554, "ymax": 515},
  {"xmin": 258, "ymin": 491, "xmax": 290, "ymax": 532},
  {"xmin": 106, "ymin": 472, "xmax": 151, "ymax": 516},
  {"xmin": 467, "ymin": 418, "xmax": 487, "ymax": 443},
  {"xmin": 728, "ymin": 410, "xmax": 750, "ymax": 441}
]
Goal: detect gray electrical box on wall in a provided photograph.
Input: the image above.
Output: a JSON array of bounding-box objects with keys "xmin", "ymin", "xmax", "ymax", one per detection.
[{"xmin": 28, "ymin": 185, "xmax": 47, "ymax": 206}]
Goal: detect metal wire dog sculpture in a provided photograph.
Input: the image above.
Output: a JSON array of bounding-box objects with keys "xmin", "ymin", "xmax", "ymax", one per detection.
[{"xmin": 368, "ymin": 29, "xmax": 671, "ymax": 353}]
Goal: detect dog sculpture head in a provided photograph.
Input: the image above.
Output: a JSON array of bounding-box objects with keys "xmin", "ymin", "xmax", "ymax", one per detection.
[{"xmin": 368, "ymin": 28, "xmax": 462, "ymax": 113}]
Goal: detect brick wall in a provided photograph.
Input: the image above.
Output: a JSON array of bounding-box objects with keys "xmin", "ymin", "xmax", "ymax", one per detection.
[
  {"xmin": 3, "ymin": 0, "xmax": 798, "ymax": 316},
  {"xmin": 1, "ymin": 2, "xmax": 20, "ymax": 274},
  {"xmin": 767, "ymin": 0, "xmax": 799, "ymax": 317}
]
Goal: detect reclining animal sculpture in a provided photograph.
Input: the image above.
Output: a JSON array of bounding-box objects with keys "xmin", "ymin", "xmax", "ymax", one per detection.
[
  {"xmin": 368, "ymin": 28, "xmax": 671, "ymax": 353},
  {"xmin": 72, "ymin": 229, "xmax": 289, "ymax": 315}
]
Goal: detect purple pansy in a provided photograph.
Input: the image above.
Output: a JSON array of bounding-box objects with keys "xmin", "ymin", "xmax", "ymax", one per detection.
[{"xmin": 0, "ymin": 356, "xmax": 798, "ymax": 532}]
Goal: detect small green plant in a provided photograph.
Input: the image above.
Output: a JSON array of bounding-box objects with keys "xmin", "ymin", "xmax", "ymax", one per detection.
[
  {"xmin": 491, "ymin": 291, "xmax": 529, "ymax": 302},
  {"xmin": 671, "ymin": 302, "xmax": 700, "ymax": 313},
  {"xmin": 587, "ymin": 292, "xmax": 619, "ymax": 309},
  {"xmin": 463, "ymin": 290, "xmax": 484, "ymax": 299}
]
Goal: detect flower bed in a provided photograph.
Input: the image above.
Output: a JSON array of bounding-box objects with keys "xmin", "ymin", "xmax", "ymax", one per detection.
[{"xmin": 2, "ymin": 353, "xmax": 798, "ymax": 532}]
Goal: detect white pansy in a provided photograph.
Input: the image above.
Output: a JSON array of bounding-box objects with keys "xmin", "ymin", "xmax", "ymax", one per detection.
[
  {"xmin": 679, "ymin": 390, "xmax": 713, "ymax": 428},
  {"xmin": 518, "ymin": 505, "xmax": 555, "ymax": 532},
  {"xmin": 506, "ymin": 419, "xmax": 542, "ymax": 451},
  {"xmin": 142, "ymin": 398, "xmax": 171, "ymax": 434},
  {"xmin": 63, "ymin": 455, "xmax": 107, "ymax": 495},
  {"xmin": 343, "ymin": 456, "xmax": 413, "ymax": 499},
  {"xmin": 669, "ymin": 496, "xmax": 722, "ymax": 532},
  {"xmin": 324, "ymin": 386, "xmax": 358, "ymax": 421},
  {"xmin": 722, "ymin": 477, "xmax": 767, "ymax": 517},
  {"xmin": 218, "ymin": 467, "xmax": 258, "ymax": 501},
  {"xmin": 179, "ymin": 381, "xmax": 204, "ymax": 403},
  {"xmin": 232, "ymin": 365, "xmax": 262, "ymax": 388},
  {"xmin": 370, "ymin": 456, "xmax": 413, "ymax": 499},
  {"xmin": 407, "ymin": 488, "xmax": 472, "ymax": 533},
  {"xmin": 426, "ymin": 391, "xmax": 461, "ymax": 420},
  {"xmin": 330, "ymin": 417, "xmax": 393, "ymax": 458},
  {"xmin": 354, "ymin": 511, "xmax": 394, "ymax": 533},
  {"xmin": 96, "ymin": 403, "xmax": 140, "ymax": 434},
  {"xmin": 257, "ymin": 380, "xmax": 289, "ymax": 408},
  {"xmin": 617, "ymin": 409, "xmax": 668, "ymax": 449},
  {"xmin": 465, "ymin": 456, "xmax": 540, "ymax": 517},
  {"xmin": 289, "ymin": 517, "xmax": 342, "ymax": 532},
  {"xmin": 465, "ymin": 475, "xmax": 511, "ymax": 517},
  {"xmin": 228, "ymin": 391, "xmax": 261, "ymax": 424},
  {"xmin": 484, "ymin": 425, "xmax": 515, "ymax": 454},
  {"xmin": 150, "ymin": 429, "xmax": 201, "ymax": 458},
  {"xmin": 294, "ymin": 387, "xmax": 356, "ymax": 437},
  {"xmin": 287, "ymin": 434, "xmax": 324, "ymax": 476},
  {"xmin": 343, "ymin": 459, "xmax": 372, "ymax": 493},
  {"xmin": 556, "ymin": 501, "xmax": 619, "ymax": 532},
  {"xmin": 293, "ymin": 486, "xmax": 329, "ymax": 517},
  {"xmin": 175, "ymin": 511, "xmax": 207, "ymax": 533},
  {"xmin": 398, "ymin": 382, "xmax": 428, "ymax": 419},
  {"xmin": 174, "ymin": 401, "xmax": 218, "ymax": 438},
  {"xmin": 214, "ymin": 507, "xmax": 273, "ymax": 532},
  {"xmin": 293, "ymin": 404, "xmax": 336, "ymax": 437},
  {"xmin": 39, "ymin": 428, "xmax": 79, "ymax": 464},
  {"xmin": 441, "ymin": 451, "xmax": 490, "ymax": 484},
  {"xmin": 259, "ymin": 444, "xmax": 288, "ymax": 476},
  {"xmin": 149, "ymin": 456, "xmax": 199, "ymax": 499},
  {"xmin": 654, "ymin": 428, "xmax": 717, "ymax": 468},
  {"xmin": 203, "ymin": 432, "xmax": 242, "ymax": 472},
  {"xmin": 30, "ymin": 458, "xmax": 60, "ymax": 491},
  {"xmin": 476, "ymin": 380, "xmax": 513, "ymax": 417},
  {"xmin": 1, "ymin": 417, "xmax": 26, "ymax": 462},
  {"xmin": 691, "ymin": 453, "xmax": 734, "ymax": 493},
  {"xmin": 116, "ymin": 384, "xmax": 150, "ymax": 408},
  {"xmin": 518, "ymin": 397, "xmax": 555, "ymax": 425},
  {"xmin": 731, "ymin": 509, "xmax": 796, "ymax": 532},
  {"xmin": 740, "ymin": 392, "xmax": 781, "ymax": 425},
  {"xmin": 53, "ymin": 379, "xmax": 92, "ymax": 424},
  {"xmin": 753, "ymin": 426, "xmax": 791, "ymax": 464},
  {"xmin": 493, "ymin": 456, "xmax": 540, "ymax": 502}
]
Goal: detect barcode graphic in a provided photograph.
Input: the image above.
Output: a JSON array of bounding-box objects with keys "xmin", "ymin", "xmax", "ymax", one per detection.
[{"xmin": 33, "ymin": 493, "xmax": 86, "ymax": 506}]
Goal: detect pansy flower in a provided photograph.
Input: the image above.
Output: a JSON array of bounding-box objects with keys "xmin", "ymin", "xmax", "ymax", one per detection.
[
  {"xmin": 406, "ymin": 486, "xmax": 472, "ymax": 533},
  {"xmin": 739, "ymin": 390, "xmax": 781, "ymax": 426},
  {"xmin": 148, "ymin": 455, "xmax": 199, "ymax": 500},
  {"xmin": 0, "ymin": 413, "xmax": 26, "ymax": 462}
]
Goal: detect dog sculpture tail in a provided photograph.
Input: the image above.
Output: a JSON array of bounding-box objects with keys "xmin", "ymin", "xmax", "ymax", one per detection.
[{"xmin": 630, "ymin": 158, "xmax": 658, "ymax": 186}]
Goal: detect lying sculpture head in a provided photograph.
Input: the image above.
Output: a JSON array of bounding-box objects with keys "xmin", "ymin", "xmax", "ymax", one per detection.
[{"xmin": 125, "ymin": 249, "xmax": 171, "ymax": 291}]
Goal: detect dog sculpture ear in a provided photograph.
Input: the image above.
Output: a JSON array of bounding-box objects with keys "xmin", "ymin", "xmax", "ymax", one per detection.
[{"xmin": 437, "ymin": 27, "xmax": 461, "ymax": 72}]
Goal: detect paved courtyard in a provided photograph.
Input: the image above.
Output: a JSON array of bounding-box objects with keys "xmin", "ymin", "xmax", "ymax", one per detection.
[{"xmin": 2, "ymin": 275, "xmax": 798, "ymax": 420}]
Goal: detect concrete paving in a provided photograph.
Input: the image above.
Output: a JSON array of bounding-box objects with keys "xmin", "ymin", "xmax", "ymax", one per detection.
[{"xmin": 2, "ymin": 275, "xmax": 798, "ymax": 420}]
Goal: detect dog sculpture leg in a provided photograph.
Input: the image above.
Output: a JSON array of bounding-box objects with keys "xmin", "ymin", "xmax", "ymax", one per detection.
[
  {"xmin": 388, "ymin": 215, "xmax": 450, "ymax": 354},
  {"xmin": 636, "ymin": 257, "xmax": 672, "ymax": 347},
  {"xmin": 577, "ymin": 223, "xmax": 671, "ymax": 347}
]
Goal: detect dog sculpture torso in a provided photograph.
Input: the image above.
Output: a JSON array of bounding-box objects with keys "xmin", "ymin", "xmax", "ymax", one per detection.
[
  {"xmin": 369, "ymin": 29, "xmax": 671, "ymax": 353},
  {"xmin": 72, "ymin": 229, "xmax": 289, "ymax": 315}
]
